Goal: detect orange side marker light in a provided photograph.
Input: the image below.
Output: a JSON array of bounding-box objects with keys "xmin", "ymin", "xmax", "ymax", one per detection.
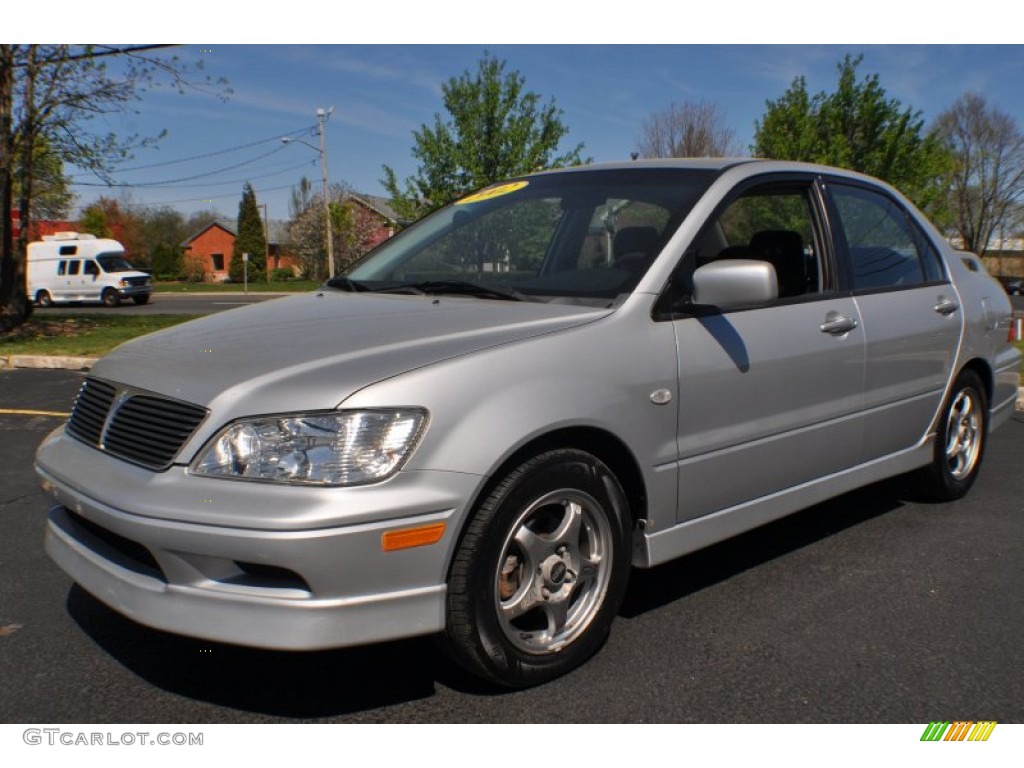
[{"xmin": 381, "ymin": 522, "xmax": 446, "ymax": 552}]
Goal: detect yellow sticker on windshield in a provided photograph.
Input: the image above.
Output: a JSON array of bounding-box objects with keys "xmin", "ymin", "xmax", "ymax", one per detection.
[{"xmin": 455, "ymin": 181, "xmax": 529, "ymax": 205}]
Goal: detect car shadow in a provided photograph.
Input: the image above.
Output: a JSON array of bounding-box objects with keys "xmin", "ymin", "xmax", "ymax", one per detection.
[
  {"xmin": 66, "ymin": 478, "xmax": 911, "ymax": 717},
  {"xmin": 65, "ymin": 586, "xmax": 495, "ymax": 719},
  {"xmin": 619, "ymin": 479, "xmax": 907, "ymax": 618}
]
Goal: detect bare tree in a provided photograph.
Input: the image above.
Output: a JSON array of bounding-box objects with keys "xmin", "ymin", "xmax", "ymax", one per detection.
[
  {"xmin": 1, "ymin": 45, "xmax": 225, "ymax": 331},
  {"xmin": 934, "ymin": 91, "xmax": 1024, "ymax": 256},
  {"xmin": 636, "ymin": 100, "xmax": 738, "ymax": 159}
]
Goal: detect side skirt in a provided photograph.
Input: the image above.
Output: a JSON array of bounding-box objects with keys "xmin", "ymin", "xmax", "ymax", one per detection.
[{"xmin": 633, "ymin": 439, "xmax": 933, "ymax": 569}]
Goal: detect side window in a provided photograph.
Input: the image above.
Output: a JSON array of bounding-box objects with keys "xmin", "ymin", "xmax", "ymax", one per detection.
[
  {"xmin": 831, "ymin": 184, "xmax": 943, "ymax": 291},
  {"xmin": 84, "ymin": 261, "xmax": 99, "ymax": 276},
  {"xmin": 58, "ymin": 261, "xmax": 67, "ymax": 276},
  {"xmin": 692, "ymin": 184, "xmax": 823, "ymax": 299},
  {"xmin": 67, "ymin": 260, "xmax": 81, "ymax": 276}
]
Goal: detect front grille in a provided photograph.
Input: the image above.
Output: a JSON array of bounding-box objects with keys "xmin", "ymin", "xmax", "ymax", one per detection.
[
  {"xmin": 125, "ymin": 277, "xmax": 150, "ymax": 287},
  {"xmin": 66, "ymin": 377, "xmax": 208, "ymax": 471},
  {"xmin": 66, "ymin": 378, "xmax": 116, "ymax": 446}
]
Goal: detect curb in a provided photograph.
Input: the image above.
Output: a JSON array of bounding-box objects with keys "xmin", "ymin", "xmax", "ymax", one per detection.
[{"xmin": 0, "ymin": 355, "xmax": 97, "ymax": 371}]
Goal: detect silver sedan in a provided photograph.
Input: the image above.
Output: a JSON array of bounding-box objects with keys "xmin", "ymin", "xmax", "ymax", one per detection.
[{"xmin": 37, "ymin": 160, "xmax": 1021, "ymax": 688}]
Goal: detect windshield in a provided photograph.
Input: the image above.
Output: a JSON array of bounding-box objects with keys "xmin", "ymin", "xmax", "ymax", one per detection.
[
  {"xmin": 344, "ymin": 168, "xmax": 718, "ymax": 305},
  {"xmin": 96, "ymin": 253, "xmax": 136, "ymax": 273}
]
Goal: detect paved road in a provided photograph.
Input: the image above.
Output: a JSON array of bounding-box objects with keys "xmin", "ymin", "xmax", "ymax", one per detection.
[
  {"xmin": 1, "ymin": 369, "xmax": 1022, "ymax": 723},
  {"xmin": 35, "ymin": 292, "xmax": 296, "ymax": 316}
]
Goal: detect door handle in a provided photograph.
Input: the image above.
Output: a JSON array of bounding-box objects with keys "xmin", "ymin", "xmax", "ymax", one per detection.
[
  {"xmin": 934, "ymin": 297, "xmax": 959, "ymax": 316},
  {"xmin": 820, "ymin": 313, "xmax": 859, "ymax": 335}
]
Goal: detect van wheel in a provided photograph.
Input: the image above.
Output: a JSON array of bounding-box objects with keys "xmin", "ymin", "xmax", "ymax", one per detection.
[
  {"xmin": 101, "ymin": 288, "xmax": 120, "ymax": 307},
  {"xmin": 35, "ymin": 290, "xmax": 54, "ymax": 307},
  {"xmin": 441, "ymin": 449, "xmax": 631, "ymax": 688}
]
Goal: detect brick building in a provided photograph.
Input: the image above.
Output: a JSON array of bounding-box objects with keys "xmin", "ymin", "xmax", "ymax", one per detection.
[{"xmin": 180, "ymin": 195, "xmax": 398, "ymax": 282}]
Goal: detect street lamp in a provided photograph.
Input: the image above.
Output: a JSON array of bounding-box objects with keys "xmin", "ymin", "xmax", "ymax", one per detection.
[{"xmin": 283, "ymin": 106, "xmax": 335, "ymax": 280}]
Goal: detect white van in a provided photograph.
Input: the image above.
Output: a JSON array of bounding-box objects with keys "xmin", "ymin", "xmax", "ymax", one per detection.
[{"xmin": 27, "ymin": 232, "xmax": 152, "ymax": 307}]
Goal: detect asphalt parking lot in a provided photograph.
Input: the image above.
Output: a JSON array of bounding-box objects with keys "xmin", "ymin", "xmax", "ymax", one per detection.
[{"xmin": 1, "ymin": 368, "xmax": 1022, "ymax": 723}]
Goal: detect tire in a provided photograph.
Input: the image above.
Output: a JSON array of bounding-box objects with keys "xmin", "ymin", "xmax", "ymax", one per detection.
[
  {"xmin": 101, "ymin": 288, "xmax": 120, "ymax": 307},
  {"xmin": 133, "ymin": 295, "xmax": 150, "ymax": 305},
  {"xmin": 914, "ymin": 370, "xmax": 987, "ymax": 501},
  {"xmin": 441, "ymin": 449, "xmax": 631, "ymax": 688},
  {"xmin": 35, "ymin": 290, "xmax": 54, "ymax": 308}
]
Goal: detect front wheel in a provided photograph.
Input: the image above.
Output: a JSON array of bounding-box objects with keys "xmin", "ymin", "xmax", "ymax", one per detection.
[
  {"xmin": 101, "ymin": 288, "xmax": 120, "ymax": 307},
  {"xmin": 441, "ymin": 449, "xmax": 631, "ymax": 688},
  {"xmin": 914, "ymin": 369, "xmax": 988, "ymax": 501}
]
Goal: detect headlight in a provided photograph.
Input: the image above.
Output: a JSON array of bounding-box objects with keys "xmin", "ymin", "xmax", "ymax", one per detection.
[{"xmin": 191, "ymin": 409, "xmax": 427, "ymax": 486}]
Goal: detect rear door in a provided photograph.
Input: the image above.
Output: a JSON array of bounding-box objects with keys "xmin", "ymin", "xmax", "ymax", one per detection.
[
  {"xmin": 825, "ymin": 181, "xmax": 960, "ymax": 460},
  {"xmin": 670, "ymin": 175, "xmax": 866, "ymax": 521}
]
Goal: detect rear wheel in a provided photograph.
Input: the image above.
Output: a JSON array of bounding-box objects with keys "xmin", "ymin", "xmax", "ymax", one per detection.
[
  {"xmin": 441, "ymin": 449, "xmax": 631, "ymax": 688},
  {"xmin": 101, "ymin": 288, "xmax": 120, "ymax": 307},
  {"xmin": 914, "ymin": 369, "xmax": 987, "ymax": 501},
  {"xmin": 35, "ymin": 290, "xmax": 54, "ymax": 307}
]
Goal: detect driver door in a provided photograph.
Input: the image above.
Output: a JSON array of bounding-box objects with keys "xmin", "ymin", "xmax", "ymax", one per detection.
[{"xmin": 671, "ymin": 176, "xmax": 866, "ymax": 521}]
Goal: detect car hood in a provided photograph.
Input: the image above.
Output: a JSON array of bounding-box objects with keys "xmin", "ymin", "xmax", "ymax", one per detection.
[{"xmin": 91, "ymin": 290, "xmax": 610, "ymax": 419}]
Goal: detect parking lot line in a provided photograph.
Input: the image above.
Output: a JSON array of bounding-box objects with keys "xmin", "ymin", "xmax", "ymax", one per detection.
[{"xmin": 0, "ymin": 408, "xmax": 70, "ymax": 418}]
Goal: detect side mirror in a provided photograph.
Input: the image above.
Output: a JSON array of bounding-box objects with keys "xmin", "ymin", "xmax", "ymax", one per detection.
[{"xmin": 692, "ymin": 259, "xmax": 778, "ymax": 311}]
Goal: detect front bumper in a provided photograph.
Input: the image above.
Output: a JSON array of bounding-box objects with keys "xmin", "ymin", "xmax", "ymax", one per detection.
[
  {"xmin": 36, "ymin": 428, "xmax": 481, "ymax": 650},
  {"xmin": 116, "ymin": 284, "xmax": 151, "ymax": 298}
]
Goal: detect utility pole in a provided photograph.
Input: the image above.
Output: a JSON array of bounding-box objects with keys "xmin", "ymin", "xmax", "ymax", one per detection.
[
  {"xmin": 260, "ymin": 203, "xmax": 270, "ymax": 282},
  {"xmin": 317, "ymin": 107, "xmax": 335, "ymax": 280},
  {"xmin": 281, "ymin": 107, "xmax": 335, "ymax": 281}
]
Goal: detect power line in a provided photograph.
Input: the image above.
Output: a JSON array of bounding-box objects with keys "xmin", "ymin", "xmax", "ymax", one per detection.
[
  {"xmin": 11, "ymin": 45, "xmax": 179, "ymax": 68},
  {"xmin": 69, "ymin": 158, "xmax": 317, "ymax": 191},
  {"xmin": 95, "ymin": 125, "xmax": 318, "ymax": 174},
  {"xmin": 116, "ymin": 182, "xmax": 302, "ymax": 208},
  {"xmin": 70, "ymin": 146, "xmax": 293, "ymax": 187}
]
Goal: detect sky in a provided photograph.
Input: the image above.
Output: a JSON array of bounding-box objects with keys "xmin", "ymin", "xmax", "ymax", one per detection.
[{"xmin": 13, "ymin": 12, "xmax": 1024, "ymax": 225}]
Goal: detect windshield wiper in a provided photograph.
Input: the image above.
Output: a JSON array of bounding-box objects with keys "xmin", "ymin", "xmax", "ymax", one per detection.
[
  {"xmin": 324, "ymin": 277, "xmax": 372, "ymax": 292},
  {"xmin": 402, "ymin": 280, "xmax": 525, "ymax": 301},
  {"xmin": 326, "ymin": 277, "xmax": 527, "ymax": 301}
]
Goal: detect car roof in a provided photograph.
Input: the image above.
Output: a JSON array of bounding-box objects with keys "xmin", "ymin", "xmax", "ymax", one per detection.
[{"xmin": 531, "ymin": 157, "xmax": 883, "ymax": 183}]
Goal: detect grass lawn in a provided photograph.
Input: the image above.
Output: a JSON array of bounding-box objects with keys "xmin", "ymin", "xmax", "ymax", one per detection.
[
  {"xmin": 0, "ymin": 315, "xmax": 195, "ymax": 358},
  {"xmin": 153, "ymin": 281, "xmax": 320, "ymax": 293}
]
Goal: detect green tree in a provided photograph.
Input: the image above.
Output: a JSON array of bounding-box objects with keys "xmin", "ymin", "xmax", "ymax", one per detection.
[
  {"xmin": 79, "ymin": 206, "xmax": 110, "ymax": 238},
  {"xmin": 933, "ymin": 92, "xmax": 1024, "ymax": 257},
  {"xmin": 141, "ymin": 206, "xmax": 188, "ymax": 279},
  {"xmin": 13, "ymin": 138, "xmax": 74, "ymax": 221},
  {"xmin": 383, "ymin": 54, "xmax": 586, "ymax": 220},
  {"xmin": 753, "ymin": 54, "xmax": 951, "ymax": 214},
  {"xmin": 78, "ymin": 196, "xmax": 147, "ymax": 264},
  {"xmin": 229, "ymin": 182, "xmax": 266, "ymax": 281}
]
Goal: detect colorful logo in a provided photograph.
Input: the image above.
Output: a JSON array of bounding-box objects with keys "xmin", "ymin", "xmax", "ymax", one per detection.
[{"xmin": 920, "ymin": 721, "xmax": 997, "ymax": 742}]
